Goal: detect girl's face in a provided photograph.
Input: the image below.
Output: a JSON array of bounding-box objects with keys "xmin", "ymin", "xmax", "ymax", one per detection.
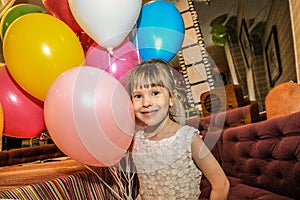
[{"xmin": 131, "ymin": 85, "xmax": 173, "ymax": 127}]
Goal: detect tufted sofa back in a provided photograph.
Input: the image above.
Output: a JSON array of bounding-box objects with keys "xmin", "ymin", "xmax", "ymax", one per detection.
[
  {"xmin": 0, "ymin": 144, "xmax": 65, "ymax": 167},
  {"xmin": 221, "ymin": 111, "xmax": 300, "ymax": 199},
  {"xmin": 193, "ymin": 102, "xmax": 262, "ymax": 132}
]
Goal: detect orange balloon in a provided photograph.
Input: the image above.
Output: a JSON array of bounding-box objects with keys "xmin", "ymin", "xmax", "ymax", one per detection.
[{"xmin": 3, "ymin": 13, "xmax": 85, "ymax": 101}]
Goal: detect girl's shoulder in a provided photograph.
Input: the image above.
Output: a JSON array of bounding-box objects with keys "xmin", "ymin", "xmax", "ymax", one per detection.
[
  {"xmin": 176, "ymin": 125, "xmax": 201, "ymax": 144},
  {"xmin": 177, "ymin": 125, "xmax": 201, "ymax": 137}
]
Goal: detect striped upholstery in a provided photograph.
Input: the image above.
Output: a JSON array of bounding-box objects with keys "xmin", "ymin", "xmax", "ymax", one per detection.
[
  {"xmin": 0, "ymin": 180, "xmax": 70, "ymax": 200},
  {"xmin": 0, "ymin": 169, "xmax": 112, "ymax": 200},
  {"xmin": 64, "ymin": 170, "xmax": 107, "ymax": 200}
]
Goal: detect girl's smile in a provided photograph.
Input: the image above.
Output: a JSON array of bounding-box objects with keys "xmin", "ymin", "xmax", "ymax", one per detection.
[{"xmin": 140, "ymin": 108, "xmax": 159, "ymax": 117}]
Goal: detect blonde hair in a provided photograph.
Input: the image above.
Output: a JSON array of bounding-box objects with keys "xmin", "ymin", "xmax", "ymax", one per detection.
[{"xmin": 127, "ymin": 58, "xmax": 183, "ymax": 122}]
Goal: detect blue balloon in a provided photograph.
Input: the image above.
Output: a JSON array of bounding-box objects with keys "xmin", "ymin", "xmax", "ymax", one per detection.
[{"xmin": 134, "ymin": 1, "xmax": 185, "ymax": 62}]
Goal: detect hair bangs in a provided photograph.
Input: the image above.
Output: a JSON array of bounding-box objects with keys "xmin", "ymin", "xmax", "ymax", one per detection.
[{"xmin": 129, "ymin": 65, "xmax": 167, "ymax": 91}]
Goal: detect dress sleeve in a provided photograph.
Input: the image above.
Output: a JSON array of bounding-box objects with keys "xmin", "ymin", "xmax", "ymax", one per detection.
[{"xmin": 183, "ymin": 126, "xmax": 202, "ymax": 157}]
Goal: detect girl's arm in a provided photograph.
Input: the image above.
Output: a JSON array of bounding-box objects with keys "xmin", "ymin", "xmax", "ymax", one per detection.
[{"xmin": 192, "ymin": 134, "xmax": 230, "ymax": 200}]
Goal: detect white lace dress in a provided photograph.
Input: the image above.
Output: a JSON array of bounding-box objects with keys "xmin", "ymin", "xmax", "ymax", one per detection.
[{"xmin": 132, "ymin": 125, "xmax": 202, "ymax": 200}]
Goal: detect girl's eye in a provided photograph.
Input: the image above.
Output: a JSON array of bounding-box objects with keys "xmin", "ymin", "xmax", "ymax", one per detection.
[
  {"xmin": 152, "ymin": 91, "xmax": 160, "ymax": 96},
  {"xmin": 133, "ymin": 94, "xmax": 142, "ymax": 99}
]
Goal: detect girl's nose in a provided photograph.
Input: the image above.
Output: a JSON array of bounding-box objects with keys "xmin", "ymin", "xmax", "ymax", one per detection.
[{"xmin": 142, "ymin": 95, "xmax": 153, "ymax": 107}]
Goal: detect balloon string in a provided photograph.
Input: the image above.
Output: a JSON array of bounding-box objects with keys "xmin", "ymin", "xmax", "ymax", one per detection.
[
  {"xmin": 107, "ymin": 47, "xmax": 126, "ymax": 61},
  {"xmin": 115, "ymin": 56, "xmax": 126, "ymax": 61},
  {"xmin": 107, "ymin": 47, "xmax": 114, "ymax": 56},
  {"xmin": 135, "ymin": 30, "xmax": 142, "ymax": 64},
  {"xmin": 107, "ymin": 51, "xmax": 111, "ymax": 67},
  {"xmin": 83, "ymin": 164, "xmax": 123, "ymax": 200}
]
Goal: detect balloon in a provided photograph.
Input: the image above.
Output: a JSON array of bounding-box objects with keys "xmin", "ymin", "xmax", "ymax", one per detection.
[
  {"xmin": 134, "ymin": 1, "xmax": 184, "ymax": 62},
  {"xmin": 0, "ymin": 0, "xmax": 15, "ymax": 18},
  {"xmin": 43, "ymin": 0, "xmax": 82, "ymax": 33},
  {"xmin": 44, "ymin": 66, "xmax": 135, "ymax": 166},
  {"xmin": 0, "ymin": 103, "xmax": 3, "ymax": 137},
  {"xmin": 0, "ymin": 64, "xmax": 45, "ymax": 138},
  {"xmin": 85, "ymin": 40, "xmax": 140, "ymax": 81},
  {"xmin": 3, "ymin": 13, "xmax": 85, "ymax": 101},
  {"xmin": 77, "ymin": 31, "xmax": 95, "ymax": 54},
  {"xmin": 43, "ymin": 0, "xmax": 95, "ymax": 53},
  {"xmin": 68, "ymin": 0, "xmax": 142, "ymax": 51},
  {"xmin": 0, "ymin": 3, "xmax": 46, "ymax": 41}
]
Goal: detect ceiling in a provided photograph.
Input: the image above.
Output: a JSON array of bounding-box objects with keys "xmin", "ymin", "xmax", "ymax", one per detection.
[{"xmin": 12, "ymin": 0, "xmax": 270, "ymax": 71}]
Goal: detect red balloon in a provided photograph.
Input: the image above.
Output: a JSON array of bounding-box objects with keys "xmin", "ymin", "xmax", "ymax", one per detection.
[
  {"xmin": 43, "ymin": 0, "xmax": 82, "ymax": 33},
  {"xmin": 0, "ymin": 65, "xmax": 45, "ymax": 138},
  {"xmin": 85, "ymin": 40, "xmax": 141, "ymax": 82},
  {"xmin": 77, "ymin": 31, "xmax": 95, "ymax": 54}
]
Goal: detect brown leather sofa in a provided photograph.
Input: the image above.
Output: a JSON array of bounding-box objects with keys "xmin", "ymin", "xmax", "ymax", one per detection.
[{"xmin": 199, "ymin": 110, "xmax": 300, "ymax": 200}]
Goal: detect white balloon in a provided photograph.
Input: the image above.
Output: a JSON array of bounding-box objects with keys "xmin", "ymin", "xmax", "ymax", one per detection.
[{"xmin": 68, "ymin": 0, "xmax": 142, "ymax": 52}]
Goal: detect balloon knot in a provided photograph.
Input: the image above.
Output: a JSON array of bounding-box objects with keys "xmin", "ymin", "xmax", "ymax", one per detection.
[{"xmin": 107, "ymin": 47, "xmax": 114, "ymax": 56}]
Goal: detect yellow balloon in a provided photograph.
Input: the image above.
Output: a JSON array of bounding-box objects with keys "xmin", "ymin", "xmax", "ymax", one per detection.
[
  {"xmin": 0, "ymin": 103, "xmax": 3, "ymax": 138},
  {"xmin": 3, "ymin": 13, "xmax": 85, "ymax": 101}
]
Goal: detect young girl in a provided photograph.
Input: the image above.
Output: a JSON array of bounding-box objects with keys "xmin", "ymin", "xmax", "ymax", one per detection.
[{"xmin": 127, "ymin": 59, "xmax": 229, "ymax": 199}]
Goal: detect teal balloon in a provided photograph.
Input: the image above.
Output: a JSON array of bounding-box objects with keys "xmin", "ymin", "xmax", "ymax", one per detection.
[{"xmin": 134, "ymin": 1, "xmax": 184, "ymax": 62}]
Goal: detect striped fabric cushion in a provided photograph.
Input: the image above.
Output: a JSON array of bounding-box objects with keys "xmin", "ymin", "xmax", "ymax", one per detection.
[
  {"xmin": 64, "ymin": 170, "xmax": 107, "ymax": 200},
  {"xmin": 0, "ymin": 179, "xmax": 70, "ymax": 200},
  {"xmin": 0, "ymin": 169, "xmax": 112, "ymax": 200}
]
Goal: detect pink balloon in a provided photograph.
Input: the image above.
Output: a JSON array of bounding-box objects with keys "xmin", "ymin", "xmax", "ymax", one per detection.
[
  {"xmin": 44, "ymin": 66, "xmax": 135, "ymax": 166},
  {"xmin": 85, "ymin": 40, "xmax": 140, "ymax": 81},
  {"xmin": 0, "ymin": 65, "xmax": 45, "ymax": 138}
]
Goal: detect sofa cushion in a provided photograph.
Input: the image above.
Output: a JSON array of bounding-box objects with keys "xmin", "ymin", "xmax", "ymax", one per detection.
[
  {"xmin": 0, "ymin": 166, "xmax": 110, "ymax": 200},
  {"xmin": 0, "ymin": 176, "xmax": 73, "ymax": 199},
  {"xmin": 227, "ymin": 176, "xmax": 293, "ymax": 200},
  {"xmin": 221, "ymin": 111, "xmax": 300, "ymax": 199},
  {"xmin": 200, "ymin": 176, "xmax": 293, "ymax": 200}
]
